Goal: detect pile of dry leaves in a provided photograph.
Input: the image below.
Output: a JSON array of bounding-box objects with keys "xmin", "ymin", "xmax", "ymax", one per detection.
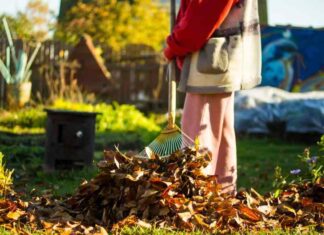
[
  {"xmin": 0, "ymin": 194, "xmax": 108, "ymax": 234},
  {"xmin": 65, "ymin": 148, "xmax": 323, "ymax": 233},
  {"xmin": 0, "ymin": 147, "xmax": 323, "ymax": 234}
]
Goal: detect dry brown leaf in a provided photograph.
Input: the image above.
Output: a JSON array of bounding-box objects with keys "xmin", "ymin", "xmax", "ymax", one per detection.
[
  {"xmin": 137, "ymin": 219, "xmax": 152, "ymax": 229},
  {"xmin": 301, "ymin": 198, "xmax": 313, "ymax": 207},
  {"xmin": 159, "ymin": 207, "xmax": 170, "ymax": 216},
  {"xmin": 141, "ymin": 189, "xmax": 159, "ymax": 198},
  {"xmin": 257, "ymin": 205, "xmax": 277, "ymax": 216},
  {"xmin": 114, "ymin": 156, "xmax": 121, "ymax": 169},
  {"xmin": 250, "ymin": 188, "xmax": 265, "ymax": 202},
  {"xmin": 238, "ymin": 204, "xmax": 262, "ymax": 222},
  {"xmin": 245, "ymin": 192, "xmax": 260, "ymax": 207},
  {"xmin": 6, "ymin": 210, "xmax": 24, "ymax": 220},
  {"xmin": 193, "ymin": 214, "xmax": 210, "ymax": 229},
  {"xmin": 178, "ymin": 211, "xmax": 192, "ymax": 223},
  {"xmin": 41, "ymin": 220, "xmax": 54, "ymax": 229},
  {"xmin": 278, "ymin": 204, "xmax": 296, "ymax": 216}
]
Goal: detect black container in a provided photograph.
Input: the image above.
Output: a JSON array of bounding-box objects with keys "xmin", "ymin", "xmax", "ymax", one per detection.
[{"xmin": 44, "ymin": 109, "xmax": 99, "ymax": 171}]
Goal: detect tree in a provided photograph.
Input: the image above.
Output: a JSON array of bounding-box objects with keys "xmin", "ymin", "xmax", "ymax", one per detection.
[
  {"xmin": 55, "ymin": 0, "xmax": 169, "ymax": 52},
  {"xmin": 0, "ymin": 0, "xmax": 51, "ymax": 41},
  {"xmin": 0, "ymin": 13, "xmax": 34, "ymax": 40},
  {"xmin": 58, "ymin": 0, "xmax": 93, "ymax": 23},
  {"xmin": 24, "ymin": 0, "xmax": 51, "ymax": 41}
]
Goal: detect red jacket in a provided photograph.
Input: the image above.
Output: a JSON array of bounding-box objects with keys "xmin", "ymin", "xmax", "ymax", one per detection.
[{"xmin": 164, "ymin": 0, "xmax": 238, "ymax": 69}]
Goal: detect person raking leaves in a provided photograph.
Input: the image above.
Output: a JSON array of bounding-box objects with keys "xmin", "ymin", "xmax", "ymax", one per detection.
[{"xmin": 163, "ymin": 0, "xmax": 262, "ymax": 194}]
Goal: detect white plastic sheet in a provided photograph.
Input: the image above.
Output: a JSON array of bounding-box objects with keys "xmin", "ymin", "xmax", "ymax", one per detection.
[{"xmin": 235, "ymin": 87, "xmax": 324, "ymax": 134}]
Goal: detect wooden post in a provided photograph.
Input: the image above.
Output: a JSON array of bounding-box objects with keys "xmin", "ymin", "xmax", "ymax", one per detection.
[{"xmin": 258, "ymin": 0, "xmax": 268, "ymax": 25}]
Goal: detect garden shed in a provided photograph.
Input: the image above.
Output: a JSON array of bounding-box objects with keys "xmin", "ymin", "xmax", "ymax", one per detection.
[{"xmin": 68, "ymin": 34, "xmax": 111, "ymax": 95}]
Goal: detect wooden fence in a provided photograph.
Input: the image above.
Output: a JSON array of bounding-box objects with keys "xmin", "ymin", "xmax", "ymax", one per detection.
[
  {"xmin": 106, "ymin": 54, "xmax": 169, "ymax": 109},
  {"xmin": 0, "ymin": 39, "xmax": 172, "ymax": 110}
]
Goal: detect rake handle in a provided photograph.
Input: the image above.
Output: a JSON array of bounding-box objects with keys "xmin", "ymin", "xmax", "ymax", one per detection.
[{"xmin": 167, "ymin": 0, "xmax": 177, "ymax": 129}]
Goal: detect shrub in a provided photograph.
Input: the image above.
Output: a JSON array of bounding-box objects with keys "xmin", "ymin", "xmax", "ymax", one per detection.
[
  {"xmin": 0, "ymin": 100, "xmax": 161, "ymax": 146},
  {"xmin": 0, "ymin": 108, "xmax": 46, "ymax": 129},
  {"xmin": 0, "ymin": 152, "xmax": 14, "ymax": 197}
]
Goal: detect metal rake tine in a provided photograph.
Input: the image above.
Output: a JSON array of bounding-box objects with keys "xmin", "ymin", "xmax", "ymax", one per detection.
[{"xmin": 151, "ymin": 141, "xmax": 163, "ymax": 156}]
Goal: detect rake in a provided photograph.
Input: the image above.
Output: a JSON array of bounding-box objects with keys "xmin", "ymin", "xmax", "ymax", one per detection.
[{"xmin": 138, "ymin": 0, "xmax": 194, "ymax": 159}]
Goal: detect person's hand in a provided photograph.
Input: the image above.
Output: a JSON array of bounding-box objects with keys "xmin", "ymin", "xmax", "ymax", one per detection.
[
  {"xmin": 163, "ymin": 53, "xmax": 170, "ymax": 63},
  {"xmin": 159, "ymin": 50, "xmax": 169, "ymax": 64},
  {"xmin": 160, "ymin": 50, "xmax": 171, "ymax": 64}
]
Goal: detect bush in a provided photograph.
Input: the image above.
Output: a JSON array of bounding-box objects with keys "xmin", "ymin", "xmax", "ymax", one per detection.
[
  {"xmin": 0, "ymin": 152, "xmax": 14, "ymax": 197},
  {"xmin": 0, "ymin": 100, "xmax": 161, "ymax": 146},
  {"xmin": 0, "ymin": 108, "xmax": 46, "ymax": 129}
]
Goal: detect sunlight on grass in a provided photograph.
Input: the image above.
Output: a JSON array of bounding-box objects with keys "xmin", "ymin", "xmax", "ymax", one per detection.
[{"xmin": 237, "ymin": 137, "xmax": 317, "ymax": 194}]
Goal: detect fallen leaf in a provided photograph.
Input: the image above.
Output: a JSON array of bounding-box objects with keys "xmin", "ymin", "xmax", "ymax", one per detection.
[
  {"xmin": 141, "ymin": 189, "xmax": 159, "ymax": 198},
  {"xmin": 237, "ymin": 204, "xmax": 262, "ymax": 222},
  {"xmin": 178, "ymin": 211, "xmax": 192, "ymax": 223},
  {"xmin": 6, "ymin": 210, "xmax": 24, "ymax": 220},
  {"xmin": 278, "ymin": 204, "xmax": 296, "ymax": 216},
  {"xmin": 137, "ymin": 219, "xmax": 152, "ymax": 228}
]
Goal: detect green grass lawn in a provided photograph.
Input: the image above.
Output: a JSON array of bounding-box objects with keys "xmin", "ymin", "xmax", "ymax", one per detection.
[
  {"xmin": 112, "ymin": 226, "xmax": 321, "ymax": 235},
  {"xmin": 236, "ymin": 136, "xmax": 318, "ymax": 194},
  {"xmin": 0, "ymin": 224, "xmax": 321, "ymax": 235}
]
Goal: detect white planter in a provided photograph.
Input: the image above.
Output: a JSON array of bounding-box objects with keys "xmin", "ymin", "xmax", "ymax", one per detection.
[{"xmin": 6, "ymin": 81, "xmax": 32, "ymax": 109}]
